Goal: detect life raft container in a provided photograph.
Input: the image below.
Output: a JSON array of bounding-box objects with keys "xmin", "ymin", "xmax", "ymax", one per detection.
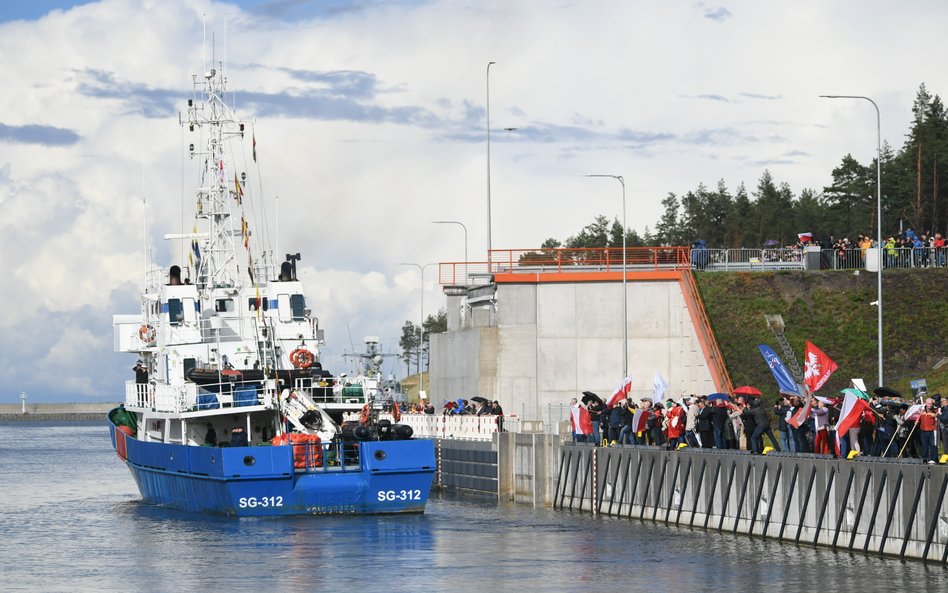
[{"xmin": 271, "ymin": 433, "xmax": 322, "ymax": 469}]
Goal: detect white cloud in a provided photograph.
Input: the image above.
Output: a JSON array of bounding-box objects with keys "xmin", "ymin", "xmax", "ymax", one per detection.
[{"xmin": 1, "ymin": 0, "xmax": 947, "ymax": 401}]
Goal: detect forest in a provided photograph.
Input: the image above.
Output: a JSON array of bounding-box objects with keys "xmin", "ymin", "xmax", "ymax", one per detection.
[{"xmin": 542, "ymin": 84, "xmax": 948, "ymax": 250}]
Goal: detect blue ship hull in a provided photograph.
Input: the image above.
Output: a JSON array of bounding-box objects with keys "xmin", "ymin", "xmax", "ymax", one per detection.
[{"xmin": 109, "ymin": 420, "xmax": 436, "ymax": 516}]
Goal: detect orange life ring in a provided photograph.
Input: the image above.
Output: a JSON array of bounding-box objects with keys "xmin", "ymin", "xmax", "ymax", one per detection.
[
  {"xmin": 392, "ymin": 402, "xmax": 401, "ymax": 423},
  {"xmin": 359, "ymin": 403, "xmax": 371, "ymax": 425},
  {"xmin": 290, "ymin": 348, "xmax": 314, "ymax": 369},
  {"xmin": 139, "ymin": 324, "xmax": 156, "ymax": 343}
]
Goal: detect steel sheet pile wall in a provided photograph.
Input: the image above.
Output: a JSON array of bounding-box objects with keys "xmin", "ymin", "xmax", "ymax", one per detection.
[
  {"xmin": 554, "ymin": 444, "xmax": 948, "ymax": 562},
  {"xmin": 438, "ymin": 439, "xmax": 499, "ymax": 494}
]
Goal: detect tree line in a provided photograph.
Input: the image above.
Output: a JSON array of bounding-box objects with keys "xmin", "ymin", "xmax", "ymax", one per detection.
[
  {"xmin": 399, "ymin": 310, "xmax": 447, "ymax": 375},
  {"xmin": 542, "ymin": 84, "xmax": 948, "ymax": 250}
]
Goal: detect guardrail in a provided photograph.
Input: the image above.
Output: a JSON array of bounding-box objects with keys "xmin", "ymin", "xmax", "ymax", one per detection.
[
  {"xmin": 343, "ymin": 413, "xmax": 525, "ymax": 440},
  {"xmin": 438, "ymin": 246, "xmax": 948, "ymax": 284}
]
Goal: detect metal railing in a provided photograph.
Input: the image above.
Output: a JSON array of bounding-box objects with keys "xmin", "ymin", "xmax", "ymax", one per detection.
[
  {"xmin": 438, "ymin": 246, "xmax": 948, "ymax": 283},
  {"xmin": 695, "ymin": 248, "xmax": 804, "ymax": 271},
  {"xmin": 124, "ymin": 379, "xmax": 271, "ymax": 413},
  {"xmin": 343, "ymin": 412, "xmax": 521, "ymax": 441},
  {"xmin": 680, "ymin": 270, "xmax": 734, "ymax": 393},
  {"xmin": 289, "ymin": 440, "xmax": 361, "ymax": 473},
  {"xmin": 822, "ymin": 247, "xmax": 948, "ymax": 270}
]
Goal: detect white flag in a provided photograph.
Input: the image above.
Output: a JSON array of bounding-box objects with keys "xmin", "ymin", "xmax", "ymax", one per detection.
[{"xmin": 652, "ymin": 373, "xmax": 669, "ymax": 405}]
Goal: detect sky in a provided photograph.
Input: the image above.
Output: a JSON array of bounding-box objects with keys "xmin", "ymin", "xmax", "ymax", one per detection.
[{"xmin": 1, "ymin": 0, "xmax": 946, "ymax": 403}]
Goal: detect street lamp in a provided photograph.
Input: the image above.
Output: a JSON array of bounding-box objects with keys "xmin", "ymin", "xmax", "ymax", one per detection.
[
  {"xmin": 399, "ymin": 262, "xmax": 435, "ymax": 396},
  {"xmin": 820, "ymin": 94, "xmax": 883, "ymax": 388},
  {"xmin": 431, "ymin": 220, "xmax": 468, "ymax": 283},
  {"xmin": 486, "ymin": 61, "xmax": 496, "ymax": 258},
  {"xmin": 585, "ymin": 174, "xmax": 628, "ymax": 378}
]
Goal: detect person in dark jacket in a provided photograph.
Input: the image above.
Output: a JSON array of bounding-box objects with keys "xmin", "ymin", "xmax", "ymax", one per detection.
[
  {"xmin": 696, "ymin": 398, "xmax": 714, "ymax": 448},
  {"xmin": 775, "ymin": 398, "xmax": 794, "ymax": 452},
  {"xmin": 230, "ymin": 425, "xmax": 249, "ymax": 447},
  {"xmin": 587, "ymin": 399, "xmax": 604, "ymax": 446},
  {"xmin": 749, "ymin": 398, "xmax": 781, "ymax": 453},
  {"xmin": 608, "ymin": 402, "xmax": 625, "ymax": 445},
  {"xmin": 711, "ymin": 401, "xmax": 729, "ymax": 449},
  {"xmin": 739, "ymin": 398, "xmax": 756, "ymax": 451}
]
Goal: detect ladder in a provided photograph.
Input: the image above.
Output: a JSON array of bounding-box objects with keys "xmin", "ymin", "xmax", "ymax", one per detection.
[{"xmin": 764, "ymin": 314, "xmax": 803, "ymax": 382}]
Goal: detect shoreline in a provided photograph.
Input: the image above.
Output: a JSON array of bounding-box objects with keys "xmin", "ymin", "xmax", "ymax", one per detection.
[{"xmin": 0, "ymin": 413, "xmax": 107, "ymax": 422}]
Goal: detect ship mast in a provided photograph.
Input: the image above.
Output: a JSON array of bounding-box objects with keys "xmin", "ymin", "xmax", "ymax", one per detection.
[{"xmin": 185, "ymin": 65, "xmax": 247, "ymax": 291}]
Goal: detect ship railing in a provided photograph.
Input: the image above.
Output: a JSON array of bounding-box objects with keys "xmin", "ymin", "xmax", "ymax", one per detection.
[
  {"xmin": 124, "ymin": 379, "xmax": 275, "ymax": 413},
  {"xmin": 293, "ymin": 377, "xmax": 351, "ymax": 405},
  {"xmin": 289, "ymin": 440, "xmax": 361, "ymax": 473}
]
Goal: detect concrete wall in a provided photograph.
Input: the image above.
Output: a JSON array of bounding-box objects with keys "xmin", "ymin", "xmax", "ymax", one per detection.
[
  {"xmin": 435, "ymin": 435, "xmax": 948, "ymax": 562},
  {"xmin": 431, "ymin": 278, "xmax": 715, "ymax": 419}
]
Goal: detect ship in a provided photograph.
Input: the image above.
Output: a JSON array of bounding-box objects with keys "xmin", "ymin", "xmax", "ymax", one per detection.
[{"xmin": 107, "ymin": 51, "xmax": 435, "ymax": 516}]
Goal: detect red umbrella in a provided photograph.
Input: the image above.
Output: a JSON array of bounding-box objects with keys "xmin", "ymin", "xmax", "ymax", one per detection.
[{"xmin": 733, "ymin": 385, "xmax": 762, "ymax": 396}]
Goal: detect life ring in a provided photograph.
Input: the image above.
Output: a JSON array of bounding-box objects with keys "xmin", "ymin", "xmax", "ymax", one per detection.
[
  {"xmin": 359, "ymin": 403, "xmax": 371, "ymax": 425},
  {"xmin": 290, "ymin": 348, "xmax": 314, "ymax": 369},
  {"xmin": 139, "ymin": 324, "xmax": 156, "ymax": 343},
  {"xmin": 392, "ymin": 402, "xmax": 401, "ymax": 423}
]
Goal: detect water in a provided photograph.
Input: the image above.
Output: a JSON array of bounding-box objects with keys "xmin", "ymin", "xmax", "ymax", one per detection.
[{"xmin": 1, "ymin": 422, "xmax": 945, "ymax": 593}]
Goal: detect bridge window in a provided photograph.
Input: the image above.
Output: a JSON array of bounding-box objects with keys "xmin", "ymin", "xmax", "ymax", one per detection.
[
  {"xmin": 248, "ymin": 297, "xmax": 269, "ymax": 311},
  {"xmin": 290, "ymin": 294, "xmax": 306, "ymax": 320},
  {"xmin": 167, "ymin": 298, "xmax": 184, "ymax": 326},
  {"xmin": 215, "ymin": 298, "xmax": 235, "ymax": 313}
]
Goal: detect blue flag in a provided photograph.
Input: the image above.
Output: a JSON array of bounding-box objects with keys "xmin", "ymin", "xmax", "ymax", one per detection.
[{"xmin": 758, "ymin": 344, "xmax": 799, "ymax": 395}]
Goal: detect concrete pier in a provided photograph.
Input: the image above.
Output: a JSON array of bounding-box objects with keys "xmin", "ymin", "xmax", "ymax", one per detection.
[{"xmin": 0, "ymin": 402, "xmax": 117, "ymax": 421}]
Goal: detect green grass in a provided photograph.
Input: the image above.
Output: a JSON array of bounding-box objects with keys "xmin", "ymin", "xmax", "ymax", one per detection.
[{"xmin": 696, "ymin": 268, "xmax": 948, "ymax": 404}]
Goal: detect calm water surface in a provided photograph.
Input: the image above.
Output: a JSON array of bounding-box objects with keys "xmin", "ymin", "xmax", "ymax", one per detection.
[{"xmin": 1, "ymin": 422, "xmax": 945, "ymax": 593}]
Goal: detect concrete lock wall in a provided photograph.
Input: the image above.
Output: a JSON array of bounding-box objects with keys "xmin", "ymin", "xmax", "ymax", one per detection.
[
  {"xmin": 430, "ymin": 278, "xmax": 716, "ymax": 419},
  {"xmin": 435, "ymin": 436, "xmax": 948, "ymax": 562},
  {"xmin": 554, "ymin": 444, "xmax": 948, "ymax": 562}
]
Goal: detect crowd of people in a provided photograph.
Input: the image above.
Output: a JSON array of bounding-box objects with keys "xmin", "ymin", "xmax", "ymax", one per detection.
[
  {"xmin": 569, "ymin": 392, "xmax": 948, "ymax": 463},
  {"xmin": 826, "ymin": 229, "xmax": 946, "ymax": 269},
  {"xmin": 402, "ymin": 398, "xmax": 504, "ymax": 417}
]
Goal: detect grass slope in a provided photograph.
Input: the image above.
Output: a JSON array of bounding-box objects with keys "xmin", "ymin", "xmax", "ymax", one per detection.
[{"xmin": 696, "ymin": 268, "xmax": 948, "ymax": 402}]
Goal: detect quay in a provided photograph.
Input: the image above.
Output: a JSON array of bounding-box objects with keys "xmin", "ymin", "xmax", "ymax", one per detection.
[
  {"xmin": 0, "ymin": 402, "xmax": 116, "ymax": 422},
  {"xmin": 394, "ymin": 415, "xmax": 948, "ymax": 563}
]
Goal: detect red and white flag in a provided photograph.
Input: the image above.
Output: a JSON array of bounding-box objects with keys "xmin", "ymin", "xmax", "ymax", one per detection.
[
  {"xmin": 787, "ymin": 385, "xmax": 813, "ymax": 429},
  {"xmin": 903, "ymin": 404, "xmax": 924, "ymax": 422},
  {"xmin": 834, "ymin": 390, "xmax": 872, "ymax": 435},
  {"xmin": 569, "ymin": 404, "xmax": 592, "ymax": 435},
  {"xmin": 803, "ymin": 341, "xmax": 838, "ymax": 392},
  {"xmin": 631, "ymin": 409, "xmax": 650, "ymax": 433},
  {"xmin": 606, "ymin": 375, "xmax": 633, "ymax": 408}
]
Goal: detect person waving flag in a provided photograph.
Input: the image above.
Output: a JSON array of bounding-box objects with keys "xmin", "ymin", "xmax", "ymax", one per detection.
[{"xmin": 803, "ymin": 341, "xmax": 838, "ymax": 392}]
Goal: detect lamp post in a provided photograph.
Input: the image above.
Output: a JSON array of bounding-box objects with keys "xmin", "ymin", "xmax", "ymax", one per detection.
[
  {"xmin": 432, "ymin": 220, "xmax": 468, "ymax": 283},
  {"xmin": 820, "ymin": 94, "xmax": 883, "ymax": 387},
  {"xmin": 399, "ymin": 262, "xmax": 435, "ymax": 396},
  {"xmin": 585, "ymin": 174, "xmax": 628, "ymax": 378},
  {"xmin": 486, "ymin": 61, "xmax": 496, "ymax": 258}
]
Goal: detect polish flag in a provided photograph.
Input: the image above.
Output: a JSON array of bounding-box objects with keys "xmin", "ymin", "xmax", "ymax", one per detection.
[
  {"xmin": 606, "ymin": 375, "xmax": 633, "ymax": 408},
  {"xmin": 834, "ymin": 390, "xmax": 872, "ymax": 450},
  {"xmin": 569, "ymin": 404, "xmax": 592, "ymax": 435},
  {"xmin": 631, "ymin": 409, "xmax": 650, "ymax": 433},
  {"xmin": 803, "ymin": 341, "xmax": 838, "ymax": 392},
  {"xmin": 787, "ymin": 386, "xmax": 813, "ymax": 429},
  {"xmin": 903, "ymin": 404, "xmax": 924, "ymax": 422}
]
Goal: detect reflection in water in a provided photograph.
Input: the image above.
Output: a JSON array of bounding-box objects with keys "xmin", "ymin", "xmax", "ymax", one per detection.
[{"xmin": 2, "ymin": 422, "xmax": 946, "ymax": 593}]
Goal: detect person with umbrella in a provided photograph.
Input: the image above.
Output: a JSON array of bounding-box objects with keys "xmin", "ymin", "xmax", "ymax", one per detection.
[{"xmin": 582, "ymin": 392, "xmax": 605, "ymax": 446}]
